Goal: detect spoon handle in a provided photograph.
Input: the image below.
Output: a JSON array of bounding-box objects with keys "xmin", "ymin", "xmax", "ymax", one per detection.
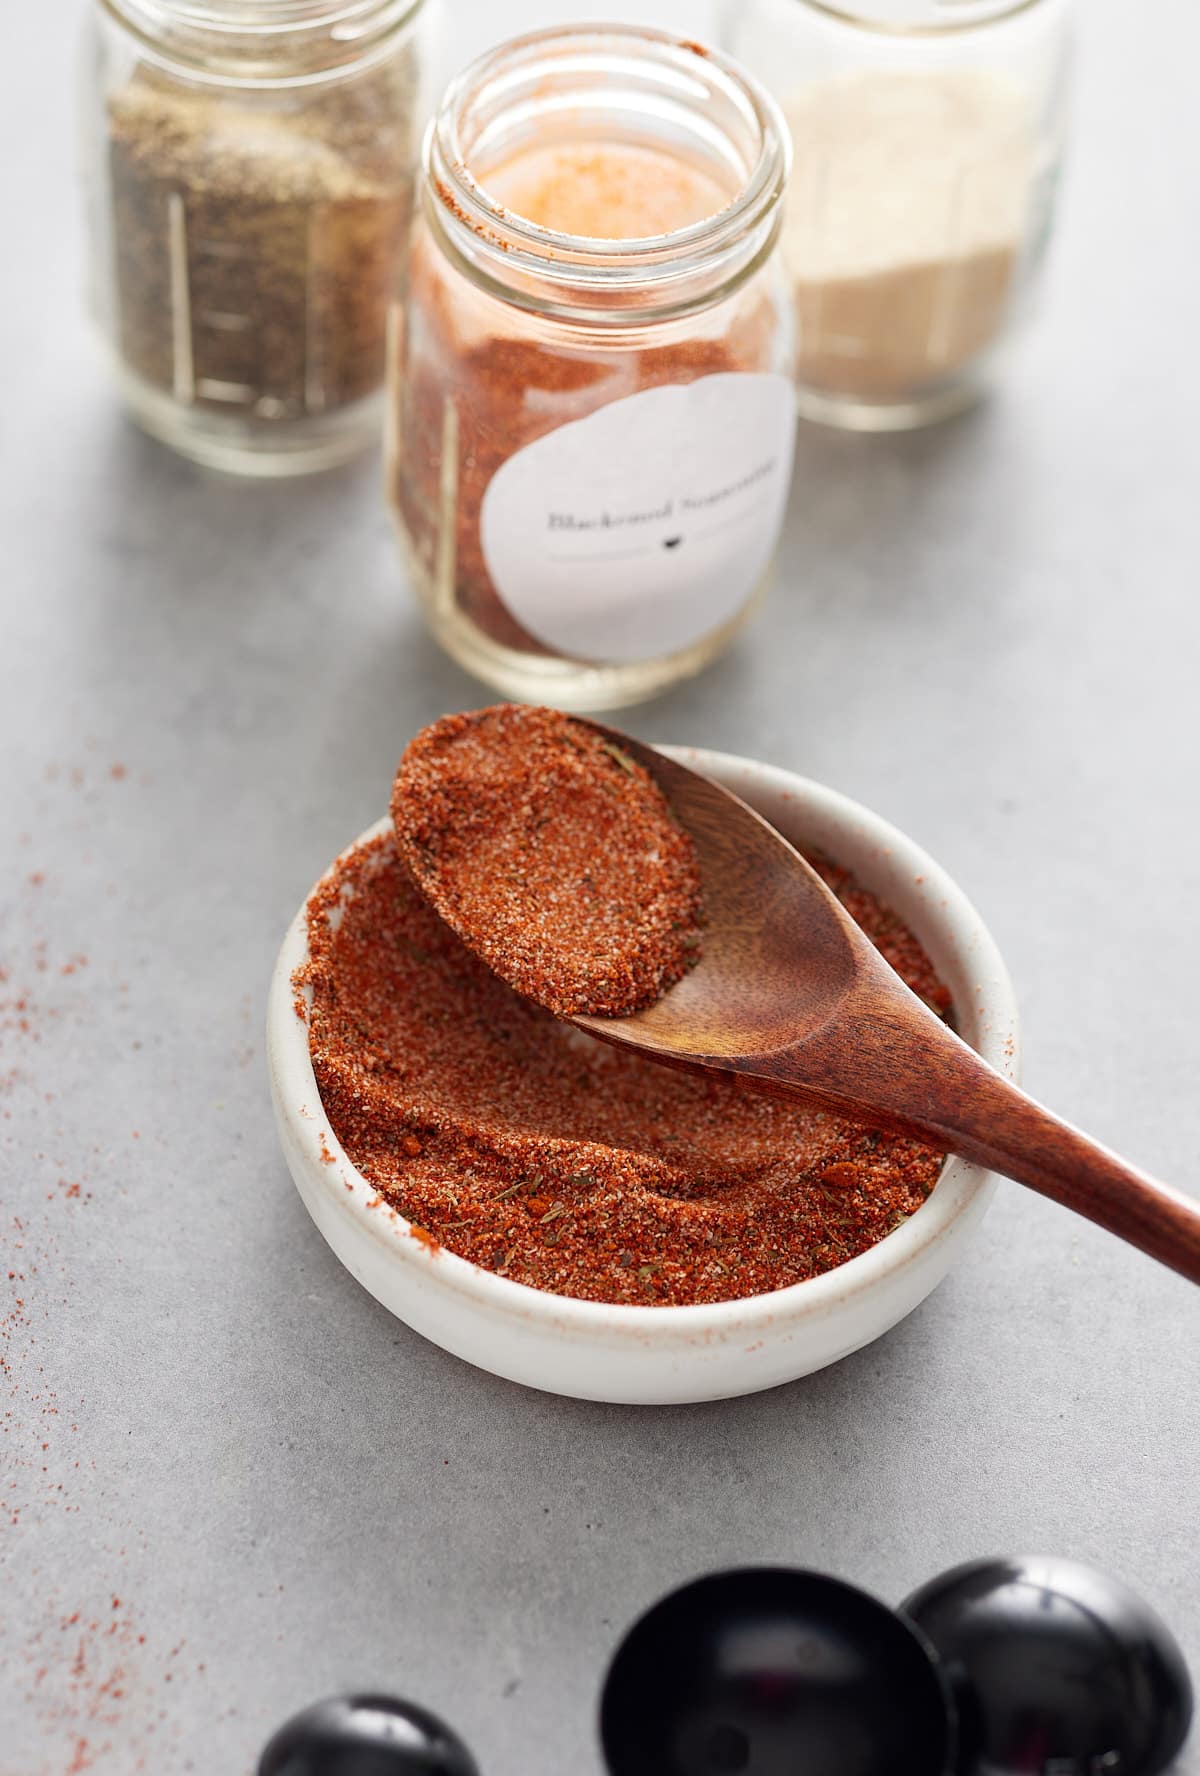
[
  {"xmin": 909, "ymin": 1055, "xmax": 1200, "ymax": 1282},
  {"xmin": 789, "ymin": 986, "xmax": 1200, "ymax": 1284}
]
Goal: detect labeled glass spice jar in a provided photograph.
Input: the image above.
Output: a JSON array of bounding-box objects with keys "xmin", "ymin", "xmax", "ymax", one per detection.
[
  {"xmin": 721, "ymin": 0, "xmax": 1073, "ymax": 430},
  {"xmin": 387, "ymin": 27, "xmax": 795, "ymax": 711},
  {"xmin": 81, "ymin": 0, "xmax": 431, "ymax": 476}
]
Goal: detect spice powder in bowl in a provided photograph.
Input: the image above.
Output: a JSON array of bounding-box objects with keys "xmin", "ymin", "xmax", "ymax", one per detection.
[{"xmin": 298, "ymin": 712, "xmax": 953, "ymax": 1309}]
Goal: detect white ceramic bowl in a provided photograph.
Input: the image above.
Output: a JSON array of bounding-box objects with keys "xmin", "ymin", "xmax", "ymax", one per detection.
[{"xmin": 267, "ymin": 749, "xmax": 1018, "ymax": 1404}]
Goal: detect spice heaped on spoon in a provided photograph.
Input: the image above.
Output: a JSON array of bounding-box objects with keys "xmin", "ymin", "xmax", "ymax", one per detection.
[{"xmin": 391, "ymin": 705, "xmax": 703, "ymax": 1019}]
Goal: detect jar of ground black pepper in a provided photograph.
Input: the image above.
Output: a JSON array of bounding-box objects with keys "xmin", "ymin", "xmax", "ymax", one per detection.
[
  {"xmin": 82, "ymin": 0, "xmax": 431, "ymax": 476},
  {"xmin": 387, "ymin": 27, "xmax": 795, "ymax": 710}
]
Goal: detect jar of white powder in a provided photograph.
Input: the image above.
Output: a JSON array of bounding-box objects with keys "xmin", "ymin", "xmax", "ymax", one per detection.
[{"xmin": 721, "ymin": 0, "xmax": 1073, "ymax": 429}]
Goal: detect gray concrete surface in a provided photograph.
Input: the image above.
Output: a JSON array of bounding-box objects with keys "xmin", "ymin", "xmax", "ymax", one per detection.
[{"xmin": 3, "ymin": 1, "xmax": 1198, "ymax": 1771}]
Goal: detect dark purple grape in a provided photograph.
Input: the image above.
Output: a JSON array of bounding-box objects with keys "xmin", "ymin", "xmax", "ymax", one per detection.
[
  {"xmin": 600, "ymin": 1567, "xmax": 954, "ymax": 1776},
  {"xmin": 257, "ymin": 1694, "xmax": 479, "ymax": 1776},
  {"xmin": 902, "ymin": 1556, "xmax": 1193, "ymax": 1776}
]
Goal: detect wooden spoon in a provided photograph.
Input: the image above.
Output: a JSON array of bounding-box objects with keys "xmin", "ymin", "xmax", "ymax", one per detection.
[{"xmin": 571, "ymin": 727, "xmax": 1200, "ymax": 1285}]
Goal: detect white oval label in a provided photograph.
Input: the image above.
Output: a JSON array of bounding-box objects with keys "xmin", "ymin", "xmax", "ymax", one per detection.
[{"xmin": 479, "ymin": 373, "xmax": 796, "ymax": 663}]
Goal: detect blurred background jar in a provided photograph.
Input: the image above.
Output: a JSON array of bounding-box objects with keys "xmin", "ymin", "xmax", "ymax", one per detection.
[
  {"xmin": 722, "ymin": 0, "xmax": 1073, "ymax": 430},
  {"xmin": 81, "ymin": 0, "xmax": 431, "ymax": 476},
  {"xmin": 387, "ymin": 26, "xmax": 794, "ymax": 712}
]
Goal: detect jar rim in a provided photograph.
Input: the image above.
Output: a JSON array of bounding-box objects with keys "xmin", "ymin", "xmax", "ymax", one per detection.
[
  {"xmin": 425, "ymin": 25, "xmax": 790, "ymax": 321},
  {"xmin": 786, "ymin": 0, "xmax": 1053, "ymax": 36},
  {"xmin": 98, "ymin": 0, "xmax": 424, "ymax": 80}
]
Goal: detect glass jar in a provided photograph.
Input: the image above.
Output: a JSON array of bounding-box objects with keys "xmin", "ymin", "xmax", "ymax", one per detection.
[
  {"xmin": 721, "ymin": 0, "xmax": 1073, "ymax": 430},
  {"xmin": 386, "ymin": 26, "xmax": 795, "ymax": 712},
  {"xmin": 81, "ymin": 0, "xmax": 431, "ymax": 476}
]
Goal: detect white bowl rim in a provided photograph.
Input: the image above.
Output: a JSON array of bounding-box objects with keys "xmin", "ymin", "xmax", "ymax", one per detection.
[{"xmin": 268, "ymin": 748, "xmax": 1019, "ymax": 1344}]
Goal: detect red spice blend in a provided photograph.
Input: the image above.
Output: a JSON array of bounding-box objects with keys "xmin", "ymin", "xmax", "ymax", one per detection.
[
  {"xmin": 391, "ymin": 706, "xmax": 704, "ymax": 1019},
  {"xmin": 298, "ymin": 833, "xmax": 951, "ymax": 1308},
  {"xmin": 389, "ymin": 241, "xmax": 777, "ymax": 655}
]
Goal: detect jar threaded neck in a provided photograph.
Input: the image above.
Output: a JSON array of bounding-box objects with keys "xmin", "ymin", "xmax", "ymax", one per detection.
[
  {"xmin": 99, "ymin": 0, "xmax": 423, "ymax": 79},
  {"xmin": 789, "ymin": 0, "xmax": 1053, "ymax": 35},
  {"xmin": 425, "ymin": 25, "xmax": 790, "ymax": 327}
]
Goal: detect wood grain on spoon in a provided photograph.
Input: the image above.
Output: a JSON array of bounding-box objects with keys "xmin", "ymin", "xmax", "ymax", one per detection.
[{"xmin": 570, "ymin": 725, "xmax": 1200, "ymax": 1286}]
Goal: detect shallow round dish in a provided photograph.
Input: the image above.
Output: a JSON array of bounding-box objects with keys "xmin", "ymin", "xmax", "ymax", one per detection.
[{"xmin": 267, "ymin": 749, "xmax": 1019, "ymax": 1404}]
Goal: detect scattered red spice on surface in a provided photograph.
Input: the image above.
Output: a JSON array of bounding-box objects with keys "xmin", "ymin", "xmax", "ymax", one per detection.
[
  {"xmin": 1, "ymin": 842, "xmax": 207, "ymax": 1768},
  {"xmin": 392, "ymin": 706, "xmax": 704, "ymax": 1019},
  {"xmin": 1, "ymin": 1174, "xmax": 186, "ymax": 1761},
  {"xmin": 299, "ymin": 831, "xmax": 950, "ymax": 1307}
]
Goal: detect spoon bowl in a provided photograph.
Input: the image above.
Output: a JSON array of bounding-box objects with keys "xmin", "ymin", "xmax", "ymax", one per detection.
[
  {"xmin": 902, "ymin": 1556, "xmax": 1194, "ymax": 1776},
  {"xmin": 600, "ymin": 1568, "xmax": 955, "ymax": 1776},
  {"xmin": 575, "ymin": 742, "xmax": 862, "ymax": 1064},
  {"xmin": 257, "ymin": 1695, "xmax": 479, "ymax": 1776}
]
